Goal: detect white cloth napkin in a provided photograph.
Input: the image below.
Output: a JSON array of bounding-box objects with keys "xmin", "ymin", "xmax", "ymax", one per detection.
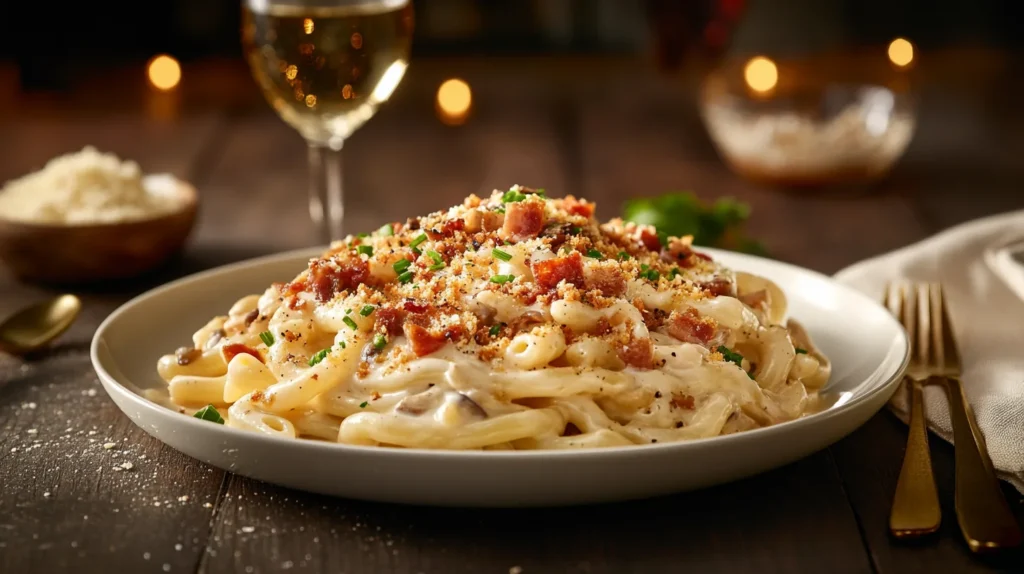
[{"xmin": 834, "ymin": 210, "xmax": 1024, "ymax": 494}]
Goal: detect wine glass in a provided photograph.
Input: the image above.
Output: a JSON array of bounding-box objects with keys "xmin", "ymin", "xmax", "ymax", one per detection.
[{"xmin": 242, "ymin": 0, "xmax": 414, "ymax": 244}]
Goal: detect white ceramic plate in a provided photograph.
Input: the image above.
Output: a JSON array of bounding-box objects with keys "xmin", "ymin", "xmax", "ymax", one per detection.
[{"xmin": 92, "ymin": 248, "xmax": 908, "ymax": 507}]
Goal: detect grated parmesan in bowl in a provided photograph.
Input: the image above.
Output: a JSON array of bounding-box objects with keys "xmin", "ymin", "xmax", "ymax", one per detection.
[{"xmin": 0, "ymin": 147, "xmax": 188, "ymax": 225}]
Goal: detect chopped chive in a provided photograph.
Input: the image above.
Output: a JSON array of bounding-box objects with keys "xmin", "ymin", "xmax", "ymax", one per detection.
[
  {"xmin": 359, "ymin": 401, "xmax": 368, "ymax": 408},
  {"xmin": 392, "ymin": 258, "xmax": 411, "ymax": 274},
  {"xmin": 535, "ymin": 188, "xmax": 546, "ymax": 197},
  {"xmin": 342, "ymin": 316, "xmax": 358, "ymax": 330},
  {"xmin": 308, "ymin": 348, "xmax": 329, "ymax": 366},
  {"xmin": 193, "ymin": 405, "xmax": 224, "ymax": 424},
  {"xmin": 426, "ymin": 250, "xmax": 443, "ymax": 264},
  {"xmin": 717, "ymin": 346, "xmax": 745, "ymax": 369},
  {"xmin": 338, "ymin": 341, "xmax": 346, "ymax": 349},
  {"xmin": 429, "ymin": 262, "xmax": 446, "ymax": 271},
  {"xmin": 490, "ymin": 274, "xmax": 515, "ymax": 284},
  {"xmin": 412, "ymin": 247, "xmax": 422, "ymax": 256},
  {"xmin": 617, "ymin": 251, "xmax": 631, "ymax": 260},
  {"xmin": 586, "ymin": 249, "xmax": 603, "ymax": 259},
  {"xmin": 398, "ymin": 270, "xmax": 414, "ymax": 284},
  {"xmin": 373, "ymin": 333, "xmax": 387, "ymax": 351},
  {"xmin": 645, "ymin": 269, "xmax": 660, "ymax": 281},
  {"xmin": 345, "ymin": 308, "xmax": 352, "ymax": 314},
  {"xmin": 258, "ymin": 331, "xmax": 274, "ymax": 346},
  {"xmin": 356, "ymin": 245, "xmax": 373, "ymax": 257},
  {"xmin": 795, "ymin": 347, "xmax": 808, "ymax": 354},
  {"xmin": 501, "ymin": 190, "xmax": 527, "ymax": 203},
  {"xmin": 359, "ymin": 305, "xmax": 375, "ymax": 317},
  {"xmin": 488, "ymin": 323, "xmax": 504, "ymax": 337},
  {"xmin": 377, "ymin": 223, "xmax": 393, "ymax": 237},
  {"xmin": 492, "ymin": 248, "xmax": 513, "ymax": 262},
  {"xmin": 409, "ymin": 233, "xmax": 427, "ymax": 249}
]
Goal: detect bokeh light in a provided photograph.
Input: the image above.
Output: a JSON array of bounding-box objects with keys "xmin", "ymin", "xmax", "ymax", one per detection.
[
  {"xmin": 743, "ymin": 56, "xmax": 777, "ymax": 94},
  {"xmin": 436, "ymin": 78, "xmax": 472, "ymax": 125},
  {"xmin": 888, "ymin": 38, "xmax": 914, "ymax": 68},
  {"xmin": 147, "ymin": 55, "xmax": 181, "ymax": 91}
]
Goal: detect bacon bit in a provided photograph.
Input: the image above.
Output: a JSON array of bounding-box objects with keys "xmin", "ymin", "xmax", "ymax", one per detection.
[
  {"xmin": 443, "ymin": 324, "xmax": 466, "ymax": 341},
  {"xmin": 641, "ymin": 307, "xmax": 670, "ymax": 330},
  {"xmin": 532, "ymin": 252, "xmax": 584, "ymax": 290},
  {"xmin": 402, "ymin": 298, "xmax": 429, "ymax": 314},
  {"xmin": 425, "ymin": 218, "xmax": 465, "ymax": 240},
  {"xmin": 660, "ymin": 237, "xmax": 695, "ymax": 265},
  {"xmin": 500, "ymin": 201, "xmax": 546, "ymax": 241},
  {"xmin": 371, "ymin": 391, "xmax": 382, "ymax": 400},
  {"xmin": 584, "ymin": 266, "xmax": 626, "ymax": 297},
  {"xmin": 282, "ymin": 330, "xmax": 301, "ymax": 343},
  {"xmin": 309, "ymin": 256, "xmax": 370, "ymax": 303},
  {"xmin": 666, "ymin": 308, "xmax": 716, "ymax": 344},
  {"xmin": 563, "ymin": 195, "xmax": 595, "ymax": 218},
  {"xmin": 175, "ymin": 347, "xmax": 202, "ymax": 366},
  {"xmin": 222, "ymin": 343, "xmax": 262, "ymax": 364},
  {"xmin": 595, "ymin": 318, "xmax": 613, "ymax": 336},
  {"xmin": 404, "ymin": 323, "xmax": 446, "ymax": 357},
  {"xmin": 283, "ymin": 278, "xmax": 307, "ymax": 294},
  {"xmin": 671, "ymin": 393, "xmax": 695, "ymax": 409},
  {"xmin": 243, "ymin": 309, "xmax": 259, "ymax": 326},
  {"xmin": 638, "ymin": 228, "xmax": 661, "ymax": 252},
  {"xmin": 311, "ymin": 373, "xmax": 319, "ymax": 380},
  {"xmin": 375, "ymin": 307, "xmax": 407, "ymax": 336},
  {"xmin": 616, "ymin": 337, "xmax": 654, "ymax": 369},
  {"xmin": 700, "ymin": 277, "xmax": 735, "ymax": 297},
  {"xmin": 287, "ymin": 296, "xmax": 305, "ymax": 311}
]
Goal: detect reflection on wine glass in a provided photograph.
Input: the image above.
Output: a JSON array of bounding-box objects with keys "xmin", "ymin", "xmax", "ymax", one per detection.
[{"xmin": 242, "ymin": 0, "xmax": 414, "ymax": 244}]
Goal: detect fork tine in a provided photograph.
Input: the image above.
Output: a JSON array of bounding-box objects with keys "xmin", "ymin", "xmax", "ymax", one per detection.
[
  {"xmin": 916, "ymin": 283, "xmax": 932, "ymax": 372},
  {"xmin": 933, "ymin": 284, "xmax": 962, "ymax": 373}
]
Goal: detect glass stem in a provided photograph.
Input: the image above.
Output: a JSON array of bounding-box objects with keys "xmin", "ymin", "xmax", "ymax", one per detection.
[{"xmin": 307, "ymin": 141, "xmax": 345, "ymax": 244}]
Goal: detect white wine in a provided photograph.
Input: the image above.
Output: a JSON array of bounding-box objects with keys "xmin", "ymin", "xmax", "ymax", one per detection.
[{"xmin": 243, "ymin": 0, "xmax": 414, "ymax": 146}]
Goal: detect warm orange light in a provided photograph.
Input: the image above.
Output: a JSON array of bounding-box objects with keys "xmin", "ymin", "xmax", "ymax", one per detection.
[
  {"xmin": 743, "ymin": 56, "xmax": 777, "ymax": 93},
  {"xmin": 436, "ymin": 78, "xmax": 472, "ymax": 125},
  {"xmin": 146, "ymin": 55, "xmax": 181, "ymax": 91},
  {"xmin": 303, "ymin": 18, "xmax": 314, "ymax": 34},
  {"xmin": 888, "ymin": 38, "xmax": 914, "ymax": 68}
]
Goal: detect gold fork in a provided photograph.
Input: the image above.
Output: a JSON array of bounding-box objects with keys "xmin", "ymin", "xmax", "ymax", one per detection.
[
  {"xmin": 888, "ymin": 282, "xmax": 1023, "ymax": 551},
  {"xmin": 886, "ymin": 282, "xmax": 941, "ymax": 538}
]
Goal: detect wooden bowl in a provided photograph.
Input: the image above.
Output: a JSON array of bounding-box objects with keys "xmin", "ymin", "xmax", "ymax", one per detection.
[{"xmin": 0, "ymin": 177, "xmax": 198, "ymax": 284}]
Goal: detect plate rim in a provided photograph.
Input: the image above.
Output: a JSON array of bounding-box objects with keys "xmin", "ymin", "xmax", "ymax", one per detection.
[{"xmin": 91, "ymin": 246, "xmax": 910, "ymax": 461}]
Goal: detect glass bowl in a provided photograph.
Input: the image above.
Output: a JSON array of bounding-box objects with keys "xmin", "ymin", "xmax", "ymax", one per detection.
[{"xmin": 699, "ymin": 57, "xmax": 917, "ymax": 188}]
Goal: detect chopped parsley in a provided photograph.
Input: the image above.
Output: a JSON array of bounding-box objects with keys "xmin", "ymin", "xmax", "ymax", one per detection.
[
  {"xmin": 502, "ymin": 189, "xmax": 527, "ymax": 203},
  {"xmin": 492, "ymin": 248, "xmax": 512, "ymax": 261},
  {"xmin": 586, "ymin": 249, "xmax": 603, "ymax": 259},
  {"xmin": 373, "ymin": 333, "xmax": 387, "ymax": 351},
  {"xmin": 342, "ymin": 316, "xmax": 358, "ymax": 330},
  {"xmin": 392, "ymin": 258, "xmax": 411, "ymax": 274},
  {"xmin": 308, "ymin": 348, "xmax": 329, "ymax": 366},
  {"xmin": 795, "ymin": 347, "xmax": 808, "ymax": 354},
  {"xmin": 717, "ymin": 346, "xmax": 745, "ymax": 369},
  {"xmin": 356, "ymin": 245, "xmax": 373, "ymax": 257},
  {"xmin": 429, "ymin": 262, "xmax": 446, "ymax": 271},
  {"xmin": 568, "ymin": 226, "xmax": 582, "ymax": 235},
  {"xmin": 258, "ymin": 331, "xmax": 274, "ymax": 346},
  {"xmin": 377, "ymin": 223, "xmax": 393, "ymax": 237},
  {"xmin": 489, "ymin": 274, "xmax": 515, "ymax": 284},
  {"xmin": 489, "ymin": 323, "xmax": 504, "ymax": 337},
  {"xmin": 359, "ymin": 401, "xmax": 368, "ymax": 408},
  {"xmin": 426, "ymin": 250, "xmax": 443, "ymax": 264},
  {"xmin": 193, "ymin": 405, "xmax": 224, "ymax": 424},
  {"xmin": 338, "ymin": 341, "xmax": 346, "ymax": 349},
  {"xmin": 357, "ymin": 232, "xmax": 369, "ymax": 238},
  {"xmin": 398, "ymin": 270, "xmax": 414, "ymax": 284},
  {"xmin": 410, "ymin": 233, "xmax": 427, "ymax": 250},
  {"xmin": 359, "ymin": 305, "xmax": 375, "ymax": 317},
  {"xmin": 617, "ymin": 251, "xmax": 631, "ymax": 260},
  {"xmin": 670, "ymin": 267, "xmax": 682, "ymax": 278},
  {"xmin": 639, "ymin": 264, "xmax": 660, "ymax": 281}
]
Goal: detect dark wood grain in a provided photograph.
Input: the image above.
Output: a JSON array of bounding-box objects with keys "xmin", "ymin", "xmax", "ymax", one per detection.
[{"xmin": 1, "ymin": 54, "xmax": 1023, "ymax": 574}]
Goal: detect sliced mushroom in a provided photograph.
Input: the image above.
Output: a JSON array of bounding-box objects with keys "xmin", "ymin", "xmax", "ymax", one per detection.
[
  {"xmin": 395, "ymin": 387, "xmax": 444, "ymax": 416},
  {"xmin": 454, "ymin": 393, "xmax": 488, "ymax": 420},
  {"xmin": 175, "ymin": 346, "xmax": 203, "ymax": 366}
]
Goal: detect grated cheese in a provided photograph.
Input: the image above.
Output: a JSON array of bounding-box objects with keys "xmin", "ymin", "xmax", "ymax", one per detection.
[{"xmin": 0, "ymin": 146, "xmax": 185, "ymax": 224}]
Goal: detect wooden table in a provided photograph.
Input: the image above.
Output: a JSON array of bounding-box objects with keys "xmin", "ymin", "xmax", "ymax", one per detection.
[{"xmin": 1, "ymin": 55, "xmax": 1022, "ymax": 574}]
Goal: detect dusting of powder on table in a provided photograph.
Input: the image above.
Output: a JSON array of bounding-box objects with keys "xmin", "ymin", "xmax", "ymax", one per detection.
[{"xmin": 0, "ymin": 146, "xmax": 184, "ymax": 224}]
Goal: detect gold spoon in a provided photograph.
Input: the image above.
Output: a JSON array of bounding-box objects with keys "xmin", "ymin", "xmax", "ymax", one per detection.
[{"xmin": 0, "ymin": 294, "xmax": 81, "ymax": 355}]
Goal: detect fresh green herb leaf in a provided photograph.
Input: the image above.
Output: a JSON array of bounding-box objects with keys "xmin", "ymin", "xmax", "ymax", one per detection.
[
  {"xmin": 622, "ymin": 192, "xmax": 765, "ymax": 255},
  {"xmin": 258, "ymin": 331, "xmax": 274, "ymax": 346},
  {"xmin": 426, "ymin": 250, "xmax": 443, "ymax": 264},
  {"xmin": 398, "ymin": 270, "xmax": 414, "ymax": 284},
  {"xmin": 795, "ymin": 347, "xmax": 808, "ymax": 354},
  {"xmin": 308, "ymin": 348, "xmax": 329, "ymax": 366},
  {"xmin": 492, "ymin": 248, "xmax": 513, "ymax": 262},
  {"xmin": 645, "ymin": 269, "xmax": 660, "ymax": 281},
  {"xmin": 586, "ymin": 249, "xmax": 603, "ymax": 259},
  {"xmin": 359, "ymin": 305, "xmax": 375, "ymax": 317},
  {"xmin": 429, "ymin": 262, "xmax": 446, "ymax": 271},
  {"xmin": 357, "ymin": 232, "xmax": 369, "ymax": 238},
  {"xmin": 717, "ymin": 346, "xmax": 745, "ymax": 369},
  {"xmin": 345, "ymin": 308, "xmax": 352, "ymax": 314},
  {"xmin": 535, "ymin": 188, "xmax": 546, "ymax": 197},
  {"xmin": 569, "ymin": 226, "xmax": 582, "ymax": 235},
  {"xmin": 502, "ymin": 190, "xmax": 527, "ymax": 203},
  {"xmin": 489, "ymin": 274, "xmax": 515, "ymax": 284},
  {"xmin": 377, "ymin": 223, "xmax": 393, "ymax": 237},
  {"xmin": 495, "ymin": 206, "xmax": 506, "ymax": 214},
  {"xmin": 489, "ymin": 323, "xmax": 504, "ymax": 337},
  {"xmin": 392, "ymin": 258, "xmax": 411, "ymax": 274},
  {"xmin": 373, "ymin": 333, "xmax": 387, "ymax": 351},
  {"xmin": 617, "ymin": 251, "xmax": 631, "ymax": 260},
  {"xmin": 356, "ymin": 245, "xmax": 373, "ymax": 257},
  {"xmin": 338, "ymin": 341, "xmax": 346, "ymax": 349},
  {"xmin": 670, "ymin": 267, "xmax": 682, "ymax": 278},
  {"xmin": 342, "ymin": 316, "xmax": 358, "ymax": 330},
  {"xmin": 359, "ymin": 401, "xmax": 368, "ymax": 408},
  {"xmin": 193, "ymin": 405, "xmax": 224, "ymax": 424},
  {"xmin": 409, "ymin": 234, "xmax": 427, "ymax": 250},
  {"xmin": 412, "ymin": 247, "xmax": 422, "ymax": 256}
]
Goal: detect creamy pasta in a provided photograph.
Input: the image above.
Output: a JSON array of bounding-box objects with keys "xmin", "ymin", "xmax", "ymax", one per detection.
[{"xmin": 157, "ymin": 187, "xmax": 831, "ymax": 449}]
